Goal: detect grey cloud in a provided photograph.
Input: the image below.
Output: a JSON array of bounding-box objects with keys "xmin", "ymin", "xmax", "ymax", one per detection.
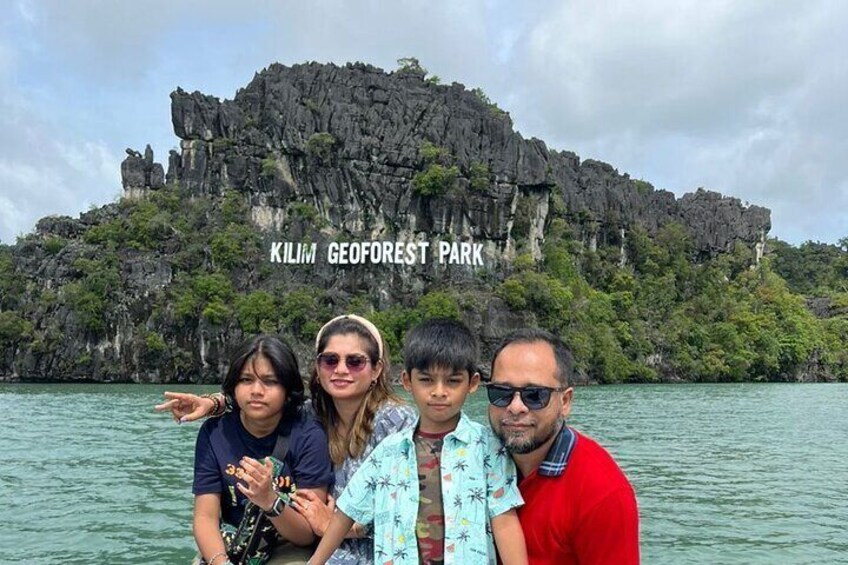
[
  {"xmin": 29, "ymin": 0, "xmax": 492, "ymax": 85},
  {"xmin": 504, "ymin": 0, "xmax": 848, "ymax": 243},
  {"xmin": 0, "ymin": 114, "xmax": 121, "ymax": 243},
  {"xmin": 0, "ymin": 31, "xmax": 121, "ymax": 243},
  {"xmin": 2, "ymin": 0, "xmax": 845, "ymax": 244}
]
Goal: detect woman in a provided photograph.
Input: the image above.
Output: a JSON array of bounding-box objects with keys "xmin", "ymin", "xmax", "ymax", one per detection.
[
  {"xmin": 190, "ymin": 334, "xmax": 333, "ymax": 565},
  {"xmin": 159, "ymin": 315, "xmax": 415, "ymax": 564}
]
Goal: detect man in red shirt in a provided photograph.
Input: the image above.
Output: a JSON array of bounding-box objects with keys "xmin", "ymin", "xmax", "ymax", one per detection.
[{"xmin": 486, "ymin": 329, "xmax": 640, "ymax": 564}]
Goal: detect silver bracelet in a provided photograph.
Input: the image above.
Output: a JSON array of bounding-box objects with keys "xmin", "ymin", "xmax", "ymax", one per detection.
[{"xmin": 207, "ymin": 550, "xmax": 228, "ymax": 565}]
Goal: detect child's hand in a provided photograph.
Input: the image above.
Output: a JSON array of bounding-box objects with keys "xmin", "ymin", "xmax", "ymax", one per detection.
[
  {"xmin": 236, "ymin": 456, "xmax": 276, "ymax": 511},
  {"xmin": 154, "ymin": 391, "xmax": 215, "ymax": 423}
]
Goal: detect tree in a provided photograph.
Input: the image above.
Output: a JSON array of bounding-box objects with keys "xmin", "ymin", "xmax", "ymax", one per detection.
[
  {"xmin": 396, "ymin": 57, "xmax": 427, "ymax": 75},
  {"xmin": 235, "ymin": 291, "xmax": 277, "ymax": 333},
  {"xmin": 0, "ymin": 311, "xmax": 32, "ymax": 345}
]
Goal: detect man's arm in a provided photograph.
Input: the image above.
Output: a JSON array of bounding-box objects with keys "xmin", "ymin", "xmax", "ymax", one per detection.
[
  {"xmin": 491, "ymin": 509, "xmax": 528, "ymax": 565},
  {"xmin": 573, "ymin": 486, "xmax": 640, "ymax": 564}
]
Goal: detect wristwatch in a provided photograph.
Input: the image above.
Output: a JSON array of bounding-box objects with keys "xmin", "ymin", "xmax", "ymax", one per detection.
[{"xmin": 265, "ymin": 496, "xmax": 286, "ymax": 518}]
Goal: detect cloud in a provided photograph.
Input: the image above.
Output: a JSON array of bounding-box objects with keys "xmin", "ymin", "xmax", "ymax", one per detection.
[
  {"xmin": 504, "ymin": 0, "xmax": 848, "ymax": 243},
  {"xmin": 0, "ymin": 139, "xmax": 121, "ymax": 243},
  {"xmin": 0, "ymin": 22, "xmax": 121, "ymax": 243},
  {"xmin": 0, "ymin": 0, "xmax": 845, "ymax": 244}
]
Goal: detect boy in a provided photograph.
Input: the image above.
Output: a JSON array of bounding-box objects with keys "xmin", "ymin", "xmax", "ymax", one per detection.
[{"xmin": 309, "ymin": 318, "xmax": 527, "ymax": 565}]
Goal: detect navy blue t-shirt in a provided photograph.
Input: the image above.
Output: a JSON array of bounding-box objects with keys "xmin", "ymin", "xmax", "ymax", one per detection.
[{"xmin": 192, "ymin": 408, "xmax": 333, "ymax": 527}]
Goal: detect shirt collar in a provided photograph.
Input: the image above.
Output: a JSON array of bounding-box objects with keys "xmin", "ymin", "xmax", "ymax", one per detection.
[
  {"xmin": 537, "ymin": 424, "xmax": 578, "ymax": 477},
  {"xmin": 402, "ymin": 411, "xmax": 475, "ymax": 446}
]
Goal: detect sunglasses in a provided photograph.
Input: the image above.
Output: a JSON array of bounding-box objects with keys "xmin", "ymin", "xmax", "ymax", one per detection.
[
  {"xmin": 316, "ymin": 353, "xmax": 372, "ymax": 373},
  {"xmin": 484, "ymin": 383, "xmax": 567, "ymax": 410}
]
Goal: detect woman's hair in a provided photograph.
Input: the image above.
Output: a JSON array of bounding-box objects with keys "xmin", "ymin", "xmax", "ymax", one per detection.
[
  {"xmin": 309, "ymin": 316, "xmax": 401, "ymax": 465},
  {"xmin": 222, "ymin": 334, "xmax": 304, "ymax": 422}
]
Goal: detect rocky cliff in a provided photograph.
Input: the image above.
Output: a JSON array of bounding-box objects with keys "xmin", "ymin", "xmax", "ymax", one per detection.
[
  {"xmin": 0, "ymin": 61, "xmax": 774, "ymax": 383},
  {"xmin": 159, "ymin": 62, "xmax": 769, "ymax": 258}
]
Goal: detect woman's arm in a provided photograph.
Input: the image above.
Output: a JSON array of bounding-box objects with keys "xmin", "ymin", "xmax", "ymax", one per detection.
[
  {"xmin": 309, "ymin": 510, "xmax": 355, "ymax": 565},
  {"xmin": 491, "ymin": 509, "xmax": 528, "ymax": 565},
  {"xmin": 267, "ymin": 486, "xmax": 327, "ymax": 546},
  {"xmin": 193, "ymin": 493, "xmax": 230, "ymax": 565},
  {"xmin": 238, "ymin": 456, "xmax": 327, "ymax": 546},
  {"xmin": 290, "ymin": 491, "xmax": 369, "ymax": 539}
]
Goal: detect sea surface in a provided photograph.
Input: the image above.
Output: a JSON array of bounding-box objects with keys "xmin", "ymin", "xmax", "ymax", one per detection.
[{"xmin": 1, "ymin": 383, "xmax": 846, "ymax": 564}]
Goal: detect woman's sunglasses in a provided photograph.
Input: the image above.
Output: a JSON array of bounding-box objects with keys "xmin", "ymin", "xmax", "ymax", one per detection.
[
  {"xmin": 484, "ymin": 383, "xmax": 567, "ymax": 410},
  {"xmin": 316, "ymin": 353, "xmax": 372, "ymax": 374}
]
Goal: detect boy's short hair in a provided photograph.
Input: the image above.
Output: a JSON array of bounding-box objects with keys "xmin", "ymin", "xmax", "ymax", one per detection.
[{"xmin": 403, "ymin": 318, "xmax": 479, "ymax": 377}]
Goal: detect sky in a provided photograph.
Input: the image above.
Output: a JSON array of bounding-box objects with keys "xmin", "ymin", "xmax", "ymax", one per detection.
[{"xmin": 1, "ymin": 0, "xmax": 846, "ymax": 246}]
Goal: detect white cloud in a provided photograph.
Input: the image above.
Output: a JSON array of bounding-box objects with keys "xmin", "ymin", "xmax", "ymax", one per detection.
[
  {"xmin": 0, "ymin": 0, "xmax": 845, "ymax": 244},
  {"xmin": 0, "ymin": 27, "xmax": 121, "ymax": 242},
  {"xmin": 505, "ymin": 0, "xmax": 848, "ymax": 243},
  {"xmin": 0, "ymin": 141, "xmax": 120, "ymax": 242},
  {"xmin": 14, "ymin": 0, "xmax": 36, "ymax": 23}
]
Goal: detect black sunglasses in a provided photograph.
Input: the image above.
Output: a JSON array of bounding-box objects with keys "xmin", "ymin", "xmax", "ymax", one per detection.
[
  {"xmin": 316, "ymin": 353, "xmax": 372, "ymax": 373},
  {"xmin": 484, "ymin": 383, "xmax": 567, "ymax": 410}
]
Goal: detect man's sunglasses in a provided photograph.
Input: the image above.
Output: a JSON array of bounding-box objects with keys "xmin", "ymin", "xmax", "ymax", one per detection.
[
  {"xmin": 316, "ymin": 353, "xmax": 372, "ymax": 373},
  {"xmin": 484, "ymin": 383, "xmax": 567, "ymax": 410}
]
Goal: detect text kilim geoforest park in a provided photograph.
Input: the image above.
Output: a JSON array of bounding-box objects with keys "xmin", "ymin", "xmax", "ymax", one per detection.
[{"xmin": 269, "ymin": 240, "xmax": 485, "ymax": 266}]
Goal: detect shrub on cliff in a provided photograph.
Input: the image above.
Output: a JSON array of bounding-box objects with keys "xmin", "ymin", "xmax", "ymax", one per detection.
[
  {"xmin": 412, "ymin": 164, "xmax": 459, "ymax": 196},
  {"xmin": 420, "ymin": 141, "xmax": 449, "ymax": 165},
  {"xmin": 43, "ymin": 236, "xmax": 66, "ymax": 255},
  {"xmin": 306, "ymin": 132, "xmax": 337, "ymax": 161},
  {"xmin": 468, "ymin": 161, "xmax": 490, "ymax": 192},
  {"xmin": 0, "ymin": 248, "xmax": 24, "ymax": 310},
  {"xmin": 416, "ymin": 291, "xmax": 461, "ymax": 321},
  {"xmin": 396, "ymin": 57, "xmax": 427, "ymax": 76},
  {"xmin": 235, "ymin": 291, "xmax": 277, "ymax": 333},
  {"xmin": 498, "ymin": 278, "xmax": 527, "ymax": 310},
  {"xmin": 279, "ymin": 288, "xmax": 329, "ymax": 341},
  {"xmin": 260, "ymin": 157, "xmax": 279, "ymax": 178},
  {"xmin": 471, "ymin": 87, "xmax": 506, "ymax": 116},
  {"xmin": 172, "ymin": 273, "xmax": 234, "ymax": 326},
  {"xmin": 211, "ymin": 224, "xmax": 261, "ymax": 270},
  {"xmin": 0, "ymin": 311, "xmax": 32, "ymax": 345}
]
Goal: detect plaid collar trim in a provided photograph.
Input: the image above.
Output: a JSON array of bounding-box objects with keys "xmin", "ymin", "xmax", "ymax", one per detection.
[{"xmin": 538, "ymin": 425, "xmax": 578, "ymax": 477}]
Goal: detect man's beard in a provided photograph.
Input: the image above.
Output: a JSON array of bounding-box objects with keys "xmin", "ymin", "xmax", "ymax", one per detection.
[{"xmin": 493, "ymin": 415, "xmax": 565, "ymax": 454}]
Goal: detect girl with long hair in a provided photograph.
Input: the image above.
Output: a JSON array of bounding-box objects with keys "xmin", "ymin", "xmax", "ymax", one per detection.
[{"xmin": 190, "ymin": 334, "xmax": 333, "ymax": 565}]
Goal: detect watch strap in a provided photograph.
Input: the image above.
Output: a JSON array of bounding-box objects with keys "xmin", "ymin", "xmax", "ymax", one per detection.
[{"xmin": 265, "ymin": 496, "xmax": 285, "ymax": 518}]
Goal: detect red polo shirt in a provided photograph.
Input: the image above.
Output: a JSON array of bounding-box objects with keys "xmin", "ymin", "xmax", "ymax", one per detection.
[{"xmin": 517, "ymin": 428, "xmax": 640, "ymax": 565}]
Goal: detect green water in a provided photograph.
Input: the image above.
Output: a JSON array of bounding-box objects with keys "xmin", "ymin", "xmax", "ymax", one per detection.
[{"xmin": 1, "ymin": 383, "xmax": 846, "ymax": 564}]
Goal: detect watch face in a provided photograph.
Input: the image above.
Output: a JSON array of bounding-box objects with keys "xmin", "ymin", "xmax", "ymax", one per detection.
[{"xmin": 267, "ymin": 497, "xmax": 284, "ymax": 517}]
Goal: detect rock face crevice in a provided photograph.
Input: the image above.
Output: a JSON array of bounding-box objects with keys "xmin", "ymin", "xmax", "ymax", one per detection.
[{"xmin": 2, "ymin": 61, "xmax": 772, "ymax": 383}]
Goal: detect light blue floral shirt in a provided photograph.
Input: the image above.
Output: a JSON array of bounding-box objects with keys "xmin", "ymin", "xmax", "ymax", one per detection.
[
  {"xmin": 327, "ymin": 402, "xmax": 416, "ymax": 565},
  {"xmin": 336, "ymin": 412, "xmax": 523, "ymax": 565}
]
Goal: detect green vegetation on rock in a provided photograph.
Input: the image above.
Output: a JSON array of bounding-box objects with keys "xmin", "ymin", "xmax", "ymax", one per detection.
[
  {"xmin": 0, "ymin": 60, "xmax": 845, "ymax": 385},
  {"xmin": 306, "ymin": 132, "xmax": 337, "ymax": 161}
]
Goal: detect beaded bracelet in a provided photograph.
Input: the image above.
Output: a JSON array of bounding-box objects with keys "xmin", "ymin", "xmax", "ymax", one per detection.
[
  {"xmin": 200, "ymin": 393, "xmax": 221, "ymax": 416},
  {"xmin": 207, "ymin": 550, "xmax": 228, "ymax": 565},
  {"xmin": 214, "ymin": 393, "xmax": 229, "ymax": 416}
]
